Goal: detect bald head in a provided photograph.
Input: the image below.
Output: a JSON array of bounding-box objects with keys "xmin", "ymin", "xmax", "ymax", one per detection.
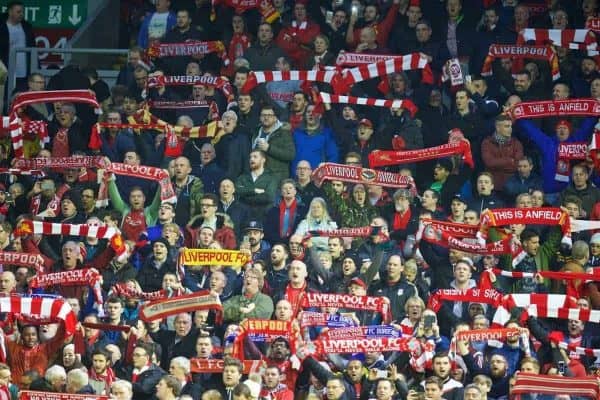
[{"xmin": 0, "ymin": 271, "xmax": 15, "ymax": 295}]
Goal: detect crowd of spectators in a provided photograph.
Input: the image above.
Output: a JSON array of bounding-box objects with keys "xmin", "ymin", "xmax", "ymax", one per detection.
[{"xmin": 1, "ymin": 0, "xmax": 600, "ymax": 400}]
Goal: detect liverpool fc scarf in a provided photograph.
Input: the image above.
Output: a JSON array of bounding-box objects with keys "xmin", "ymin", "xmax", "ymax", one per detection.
[
  {"xmin": 110, "ymin": 282, "xmax": 167, "ymax": 301},
  {"xmin": 418, "ymin": 219, "xmax": 479, "ymax": 239},
  {"xmin": 318, "ymin": 325, "xmax": 401, "ymax": 340},
  {"xmin": 232, "ymin": 319, "xmax": 296, "ymax": 359},
  {"xmin": 13, "ymin": 156, "xmax": 107, "ymax": 170},
  {"xmin": 98, "ymin": 162, "xmax": 176, "ymax": 204},
  {"xmin": 29, "ymin": 268, "xmax": 103, "ymax": 306},
  {"xmin": 300, "ymin": 292, "xmax": 391, "ymax": 323},
  {"xmin": 335, "ymin": 51, "xmax": 405, "ymax": 66},
  {"xmin": 311, "ymin": 162, "xmax": 416, "ymax": 190},
  {"xmin": 421, "ymin": 224, "xmax": 514, "ymax": 255},
  {"xmin": 506, "ymin": 98, "xmax": 600, "ymax": 120},
  {"xmin": 147, "ymin": 41, "xmax": 225, "ymax": 59},
  {"xmin": 318, "ymin": 93, "xmax": 418, "ymax": 117},
  {"xmin": 455, "ymin": 327, "xmax": 521, "ymax": 342},
  {"xmin": 492, "ymin": 293, "xmax": 578, "ymax": 327},
  {"xmin": 191, "ymin": 358, "xmax": 265, "ymax": 374},
  {"xmin": 139, "ymin": 290, "xmax": 222, "ymax": 323},
  {"xmin": 147, "ymin": 100, "xmax": 210, "ymax": 109},
  {"xmin": 0, "ymin": 118, "xmax": 48, "ymax": 145},
  {"xmin": 369, "ymin": 140, "xmax": 473, "ymax": 168},
  {"xmin": 312, "ymin": 336, "xmax": 416, "ymax": 355},
  {"xmin": 478, "ymin": 207, "xmax": 571, "ymax": 247},
  {"xmin": 14, "ymin": 219, "xmax": 119, "ymax": 239},
  {"xmin": 0, "ymin": 251, "xmax": 45, "ymax": 272},
  {"xmin": 20, "ymin": 392, "xmax": 109, "ymax": 400},
  {"xmin": 481, "ymin": 44, "xmax": 559, "ymax": 81},
  {"xmin": 298, "ymin": 311, "xmax": 356, "ymax": 328},
  {"xmin": 180, "ymin": 248, "xmax": 251, "ymax": 267}
]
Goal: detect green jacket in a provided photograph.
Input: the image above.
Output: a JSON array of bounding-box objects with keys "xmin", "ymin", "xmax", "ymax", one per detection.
[
  {"xmin": 324, "ymin": 183, "xmax": 379, "ymax": 228},
  {"xmin": 223, "ymin": 291, "xmax": 274, "ymax": 323},
  {"xmin": 173, "ymin": 175, "xmax": 204, "ymax": 223},
  {"xmin": 252, "ymin": 122, "xmax": 295, "ymax": 181},
  {"xmin": 108, "ymin": 179, "xmax": 161, "ymax": 226},
  {"xmin": 235, "ymin": 170, "xmax": 278, "ymax": 217}
]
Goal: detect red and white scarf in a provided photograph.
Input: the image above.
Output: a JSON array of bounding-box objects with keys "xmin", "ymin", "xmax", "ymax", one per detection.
[
  {"xmin": 518, "ymin": 29, "xmax": 599, "ymax": 55},
  {"xmin": 146, "ymin": 75, "xmax": 234, "ymax": 100},
  {"xmin": 481, "ymin": 44, "xmax": 559, "ymax": 81},
  {"xmin": 232, "ymin": 319, "xmax": 296, "ymax": 359},
  {"xmin": 88, "ymin": 366, "xmax": 115, "ymax": 395},
  {"xmin": 418, "ymin": 219, "xmax": 479, "ymax": 239},
  {"xmin": 511, "ymin": 373, "xmax": 599, "ymax": 399},
  {"xmin": 241, "ymin": 70, "xmax": 339, "ymax": 94},
  {"xmin": 318, "ymin": 92, "xmax": 418, "ymax": 117},
  {"xmin": 1, "ymin": 118, "xmax": 48, "ymax": 145},
  {"xmin": 8, "ymin": 90, "xmax": 100, "ymax": 157},
  {"xmin": 0, "ymin": 295, "xmax": 77, "ymax": 335},
  {"xmin": 14, "ymin": 219, "xmax": 119, "ymax": 239},
  {"xmin": 492, "ymin": 293, "xmax": 578, "ymax": 327},
  {"xmin": 369, "ymin": 140, "xmax": 473, "ymax": 168},
  {"xmin": 311, "ymin": 162, "xmax": 416, "ymax": 191},
  {"xmin": 340, "ymin": 53, "xmax": 433, "ymax": 92},
  {"xmin": 422, "ymin": 224, "xmax": 515, "ymax": 255}
]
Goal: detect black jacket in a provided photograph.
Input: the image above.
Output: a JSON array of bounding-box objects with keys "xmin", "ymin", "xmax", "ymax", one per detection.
[
  {"xmin": 0, "ymin": 13, "xmax": 35, "ymax": 70},
  {"xmin": 150, "ymin": 328, "xmax": 200, "ymax": 370},
  {"xmin": 118, "ymin": 364, "xmax": 166, "ymax": 400}
]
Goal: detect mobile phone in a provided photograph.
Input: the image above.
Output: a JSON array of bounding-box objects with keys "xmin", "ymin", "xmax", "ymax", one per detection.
[
  {"xmin": 558, "ymin": 361, "xmax": 565, "ymax": 374},
  {"xmin": 376, "ymin": 369, "xmax": 388, "ymax": 378},
  {"xmin": 465, "ymin": 74, "xmax": 472, "ymax": 84},
  {"xmin": 351, "ymin": 5, "xmax": 358, "ymax": 16},
  {"xmin": 326, "ymin": 11, "xmax": 333, "ymax": 24},
  {"xmin": 242, "ymin": 235, "xmax": 250, "ymax": 246},
  {"xmin": 424, "ymin": 315, "xmax": 435, "ymax": 329}
]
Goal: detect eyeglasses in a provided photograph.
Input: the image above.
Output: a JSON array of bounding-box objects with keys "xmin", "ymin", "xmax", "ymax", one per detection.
[{"xmin": 260, "ymin": 114, "xmax": 276, "ymax": 118}]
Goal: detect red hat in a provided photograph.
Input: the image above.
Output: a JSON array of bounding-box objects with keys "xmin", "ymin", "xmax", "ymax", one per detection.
[
  {"xmin": 409, "ymin": 0, "xmax": 421, "ymax": 7},
  {"xmin": 349, "ymin": 277, "xmax": 368, "ymax": 289},
  {"xmin": 359, "ymin": 118, "xmax": 373, "ymax": 128},
  {"xmin": 556, "ymin": 119, "xmax": 572, "ymax": 131}
]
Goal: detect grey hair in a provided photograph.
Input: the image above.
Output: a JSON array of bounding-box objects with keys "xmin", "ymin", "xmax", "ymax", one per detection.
[
  {"xmin": 45, "ymin": 365, "xmax": 67, "ymax": 382},
  {"xmin": 222, "ymin": 110, "xmax": 238, "ymax": 122},
  {"xmin": 171, "ymin": 356, "xmax": 191, "ymax": 374},
  {"xmin": 67, "ymin": 368, "xmax": 89, "ymax": 389},
  {"xmin": 176, "ymin": 115, "xmax": 194, "ymax": 127},
  {"xmin": 111, "ymin": 380, "xmax": 132, "ymax": 395}
]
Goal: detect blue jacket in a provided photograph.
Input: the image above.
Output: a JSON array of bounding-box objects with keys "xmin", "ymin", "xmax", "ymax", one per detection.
[
  {"xmin": 100, "ymin": 130, "xmax": 136, "ymax": 163},
  {"xmin": 516, "ymin": 117, "xmax": 597, "ymax": 193},
  {"xmin": 291, "ymin": 125, "xmax": 339, "ymax": 173},
  {"xmin": 137, "ymin": 11, "xmax": 176, "ymax": 49}
]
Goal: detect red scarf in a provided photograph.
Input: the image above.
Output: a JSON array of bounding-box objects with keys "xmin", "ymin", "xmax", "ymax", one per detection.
[
  {"xmin": 369, "ymin": 140, "xmax": 473, "ymax": 168},
  {"xmin": 284, "ymin": 281, "xmax": 306, "ymax": 317},
  {"xmin": 428, "ymin": 287, "xmax": 503, "ymax": 312},
  {"xmin": 393, "ymin": 208, "xmax": 411, "ymax": 230},
  {"xmin": 312, "ymin": 162, "xmax": 416, "ymax": 192},
  {"xmin": 51, "ymin": 127, "xmax": 70, "ymax": 158},
  {"xmin": 279, "ymin": 199, "xmax": 297, "ymax": 238},
  {"xmin": 506, "ymin": 98, "xmax": 600, "ymax": 120},
  {"xmin": 88, "ymin": 366, "xmax": 115, "ymax": 394}
]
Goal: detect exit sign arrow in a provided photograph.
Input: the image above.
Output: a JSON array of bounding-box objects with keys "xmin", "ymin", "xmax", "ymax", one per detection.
[{"xmin": 68, "ymin": 4, "xmax": 81, "ymax": 25}]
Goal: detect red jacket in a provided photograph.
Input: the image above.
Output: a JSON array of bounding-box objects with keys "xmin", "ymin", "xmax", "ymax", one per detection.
[{"xmin": 276, "ymin": 20, "xmax": 320, "ymax": 67}]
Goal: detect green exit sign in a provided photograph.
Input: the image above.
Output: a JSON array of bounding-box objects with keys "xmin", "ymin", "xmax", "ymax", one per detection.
[{"xmin": 0, "ymin": 0, "xmax": 87, "ymax": 28}]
